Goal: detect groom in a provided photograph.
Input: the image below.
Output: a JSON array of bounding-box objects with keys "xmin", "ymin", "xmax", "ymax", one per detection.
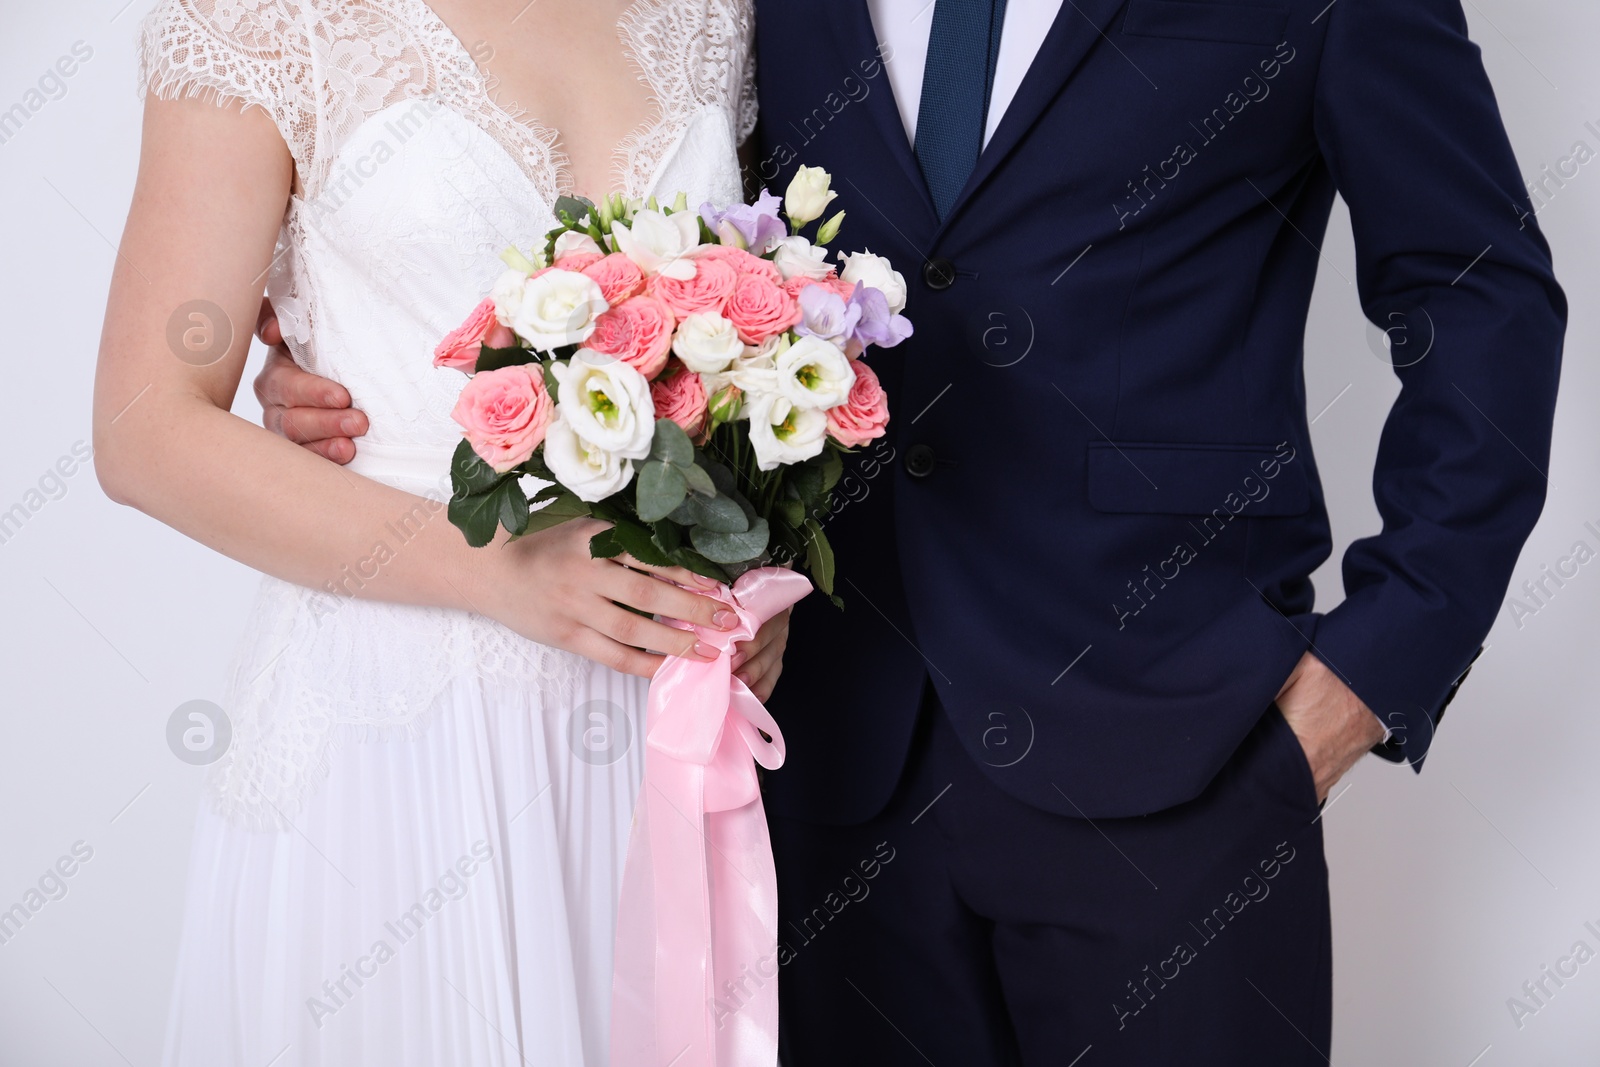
[{"xmin": 256, "ymin": 0, "xmax": 1564, "ymax": 1061}]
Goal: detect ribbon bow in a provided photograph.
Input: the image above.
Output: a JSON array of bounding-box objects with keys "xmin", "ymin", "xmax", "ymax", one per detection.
[{"xmin": 610, "ymin": 566, "xmax": 812, "ymax": 1067}]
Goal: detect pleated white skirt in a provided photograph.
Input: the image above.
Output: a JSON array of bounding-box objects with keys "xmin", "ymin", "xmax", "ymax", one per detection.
[{"xmin": 161, "ymin": 661, "xmax": 647, "ymax": 1067}]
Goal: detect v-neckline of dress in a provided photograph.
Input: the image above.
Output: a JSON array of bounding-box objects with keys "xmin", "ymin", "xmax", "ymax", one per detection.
[{"xmin": 404, "ymin": 0, "xmax": 670, "ymax": 201}]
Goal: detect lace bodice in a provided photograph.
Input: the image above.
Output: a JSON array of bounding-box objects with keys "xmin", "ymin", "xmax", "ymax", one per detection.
[{"xmin": 138, "ymin": 0, "xmax": 755, "ymax": 827}]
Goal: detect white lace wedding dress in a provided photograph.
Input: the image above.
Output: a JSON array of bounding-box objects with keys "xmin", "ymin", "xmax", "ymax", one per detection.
[{"xmin": 138, "ymin": 1, "xmax": 753, "ymax": 1063}]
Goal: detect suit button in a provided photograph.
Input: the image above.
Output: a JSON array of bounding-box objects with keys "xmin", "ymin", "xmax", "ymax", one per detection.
[
  {"xmin": 922, "ymin": 258, "xmax": 956, "ymax": 290},
  {"xmin": 904, "ymin": 443, "xmax": 936, "ymax": 478}
]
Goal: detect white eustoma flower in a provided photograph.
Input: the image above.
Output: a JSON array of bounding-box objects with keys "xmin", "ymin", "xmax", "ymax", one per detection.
[
  {"xmin": 672, "ymin": 312, "xmax": 745, "ymax": 373},
  {"xmin": 490, "ymin": 268, "xmax": 531, "ymax": 328},
  {"xmin": 551, "ymin": 349, "xmax": 656, "ymax": 460},
  {"xmin": 542, "ymin": 417, "xmax": 634, "ymax": 502},
  {"xmin": 785, "ymin": 165, "xmax": 838, "ymax": 228},
  {"xmin": 553, "ymin": 230, "xmax": 603, "ymax": 259},
  {"xmin": 611, "ymin": 208, "xmax": 700, "ymax": 280},
  {"xmin": 837, "ymin": 249, "xmax": 908, "ymax": 314},
  {"xmin": 510, "ymin": 269, "xmax": 609, "ymax": 351},
  {"xmin": 748, "ymin": 392, "xmax": 829, "ymax": 470},
  {"xmin": 775, "ymin": 335, "xmax": 855, "ymax": 410},
  {"xmin": 771, "ymin": 236, "xmax": 834, "ymax": 281}
]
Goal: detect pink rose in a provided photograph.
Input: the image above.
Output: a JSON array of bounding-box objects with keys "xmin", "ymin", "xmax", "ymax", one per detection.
[
  {"xmin": 553, "ymin": 251, "xmax": 604, "ymax": 273},
  {"xmin": 582, "ymin": 253, "xmax": 645, "ymax": 305},
  {"xmin": 826, "ymin": 360, "xmax": 890, "ymax": 448},
  {"xmin": 723, "ymin": 274, "xmax": 801, "ymax": 345},
  {"xmin": 698, "ymin": 243, "xmax": 784, "ymax": 284},
  {"xmin": 648, "ymin": 257, "xmax": 738, "ymax": 319},
  {"xmin": 779, "ymin": 273, "xmax": 842, "ymax": 302},
  {"xmin": 649, "ymin": 360, "xmax": 708, "ymax": 439},
  {"xmin": 450, "ymin": 363, "xmax": 554, "ymax": 472},
  {"xmin": 434, "ymin": 298, "xmax": 517, "ymax": 371},
  {"xmin": 586, "ymin": 295, "xmax": 676, "ymax": 379}
]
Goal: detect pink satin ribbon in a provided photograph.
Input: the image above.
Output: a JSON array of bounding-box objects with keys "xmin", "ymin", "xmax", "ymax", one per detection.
[{"xmin": 610, "ymin": 566, "xmax": 813, "ymax": 1067}]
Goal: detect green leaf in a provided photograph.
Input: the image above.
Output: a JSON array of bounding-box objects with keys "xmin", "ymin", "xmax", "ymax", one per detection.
[
  {"xmin": 803, "ymin": 518, "xmax": 836, "ymax": 596},
  {"xmin": 669, "ymin": 545, "xmax": 730, "ymax": 585},
  {"xmin": 692, "ymin": 517, "xmax": 771, "ymax": 565},
  {"xmin": 650, "ymin": 419, "xmax": 695, "ymax": 467},
  {"xmin": 521, "ymin": 486, "xmax": 590, "ymax": 535},
  {"xmin": 451, "ymin": 439, "xmax": 505, "ymax": 496},
  {"xmin": 818, "ymin": 445, "xmax": 844, "ymax": 494},
  {"xmin": 651, "ymin": 518, "xmax": 684, "ymax": 555},
  {"xmin": 776, "ymin": 497, "xmax": 806, "ymax": 528},
  {"xmin": 498, "ymin": 477, "xmax": 529, "ymax": 537},
  {"xmin": 610, "ymin": 519, "xmax": 673, "ymax": 566},
  {"xmin": 473, "ymin": 345, "xmax": 538, "ymax": 373},
  {"xmin": 635, "ymin": 461, "xmax": 688, "ymax": 523},
  {"xmin": 589, "ymin": 527, "xmax": 624, "ymax": 559},
  {"xmin": 449, "ymin": 487, "xmax": 505, "ymax": 548},
  {"xmin": 541, "ymin": 361, "xmax": 561, "ymax": 399},
  {"xmin": 554, "ymin": 195, "xmax": 596, "ymax": 224},
  {"xmin": 681, "ymin": 461, "xmax": 716, "ymax": 498},
  {"xmin": 789, "ymin": 463, "xmax": 826, "ymax": 509},
  {"xmin": 703, "ymin": 458, "xmax": 737, "ymax": 496},
  {"xmin": 670, "ymin": 492, "xmax": 750, "ymax": 533}
]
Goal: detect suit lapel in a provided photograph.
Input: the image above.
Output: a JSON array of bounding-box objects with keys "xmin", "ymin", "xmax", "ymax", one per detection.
[
  {"xmin": 824, "ymin": 0, "xmax": 937, "ymax": 223},
  {"xmin": 939, "ymin": 0, "xmax": 1133, "ymax": 230}
]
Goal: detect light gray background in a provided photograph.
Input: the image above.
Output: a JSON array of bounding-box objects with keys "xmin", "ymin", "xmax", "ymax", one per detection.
[{"xmin": 0, "ymin": 1, "xmax": 1595, "ymax": 1063}]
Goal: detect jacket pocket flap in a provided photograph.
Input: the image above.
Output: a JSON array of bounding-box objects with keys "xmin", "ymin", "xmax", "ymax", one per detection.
[
  {"xmin": 1087, "ymin": 441, "xmax": 1308, "ymax": 516},
  {"xmin": 1123, "ymin": 0, "xmax": 1289, "ymax": 44}
]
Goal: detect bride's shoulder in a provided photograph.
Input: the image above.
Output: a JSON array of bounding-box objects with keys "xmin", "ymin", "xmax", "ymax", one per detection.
[{"xmin": 138, "ymin": 0, "xmax": 314, "ymax": 113}]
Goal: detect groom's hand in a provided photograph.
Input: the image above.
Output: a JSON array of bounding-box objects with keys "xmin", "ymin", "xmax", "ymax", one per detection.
[
  {"xmin": 1275, "ymin": 652, "xmax": 1389, "ymax": 803},
  {"xmin": 253, "ymin": 298, "xmax": 367, "ymax": 463}
]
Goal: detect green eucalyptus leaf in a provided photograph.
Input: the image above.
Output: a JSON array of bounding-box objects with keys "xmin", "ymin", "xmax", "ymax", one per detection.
[
  {"xmin": 681, "ymin": 461, "xmax": 716, "ymax": 498},
  {"xmin": 674, "ymin": 492, "xmax": 749, "ymax": 533},
  {"xmin": 703, "ymin": 459, "xmax": 736, "ymax": 496},
  {"xmin": 554, "ymin": 195, "xmax": 596, "ymax": 224},
  {"xmin": 691, "ymin": 517, "xmax": 770, "ymax": 565},
  {"xmin": 636, "ymin": 461, "xmax": 688, "ymax": 523},
  {"xmin": 650, "ymin": 419, "xmax": 695, "ymax": 467}
]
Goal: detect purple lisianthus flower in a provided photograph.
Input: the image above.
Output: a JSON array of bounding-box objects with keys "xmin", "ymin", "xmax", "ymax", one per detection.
[
  {"xmin": 846, "ymin": 282, "xmax": 914, "ymax": 350},
  {"xmin": 795, "ymin": 284, "xmax": 862, "ymax": 346},
  {"xmin": 699, "ymin": 188, "xmax": 788, "ymax": 254}
]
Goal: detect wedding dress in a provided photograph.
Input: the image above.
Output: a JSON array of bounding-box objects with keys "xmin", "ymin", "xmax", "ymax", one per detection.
[{"xmin": 138, "ymin": 1, "xmax": 754, "ymax": 1063}]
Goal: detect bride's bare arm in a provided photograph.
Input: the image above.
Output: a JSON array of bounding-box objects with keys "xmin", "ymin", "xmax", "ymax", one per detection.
[{"xmin": 94, "ymin": 95, "xmax": 731, "ymax": 676}]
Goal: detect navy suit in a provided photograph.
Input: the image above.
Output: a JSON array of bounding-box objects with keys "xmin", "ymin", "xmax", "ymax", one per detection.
[{"xmin": 753, "ymin": 0, "xmax": 1563, "ymax": 1063}]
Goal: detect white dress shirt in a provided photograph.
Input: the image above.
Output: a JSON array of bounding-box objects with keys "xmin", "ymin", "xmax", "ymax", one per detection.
[{"xmin": 867, "ymin": 0, "xmax": 1066, "ymax": 148}]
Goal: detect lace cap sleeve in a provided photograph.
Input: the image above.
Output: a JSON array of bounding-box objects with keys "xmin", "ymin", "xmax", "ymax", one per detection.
[
  {"xmin": 736, "ymin": 28, "xmax": 757, "ymax": 145},
  {"xmin": 138, "ymin": 0, "xmax": 315, "ymax": 181}
]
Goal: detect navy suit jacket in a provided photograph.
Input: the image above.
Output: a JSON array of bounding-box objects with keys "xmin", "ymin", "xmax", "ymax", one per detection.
[{"xmin": 754, "ymin": 0, "xmax": 1565, "ymax": 822}]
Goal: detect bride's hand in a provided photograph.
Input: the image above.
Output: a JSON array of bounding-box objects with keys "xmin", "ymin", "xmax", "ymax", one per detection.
[
  {"xmin": 733, "ymin": 608, "xmax": 790, "ymax": 702},
  {"xmin": 472, "ymin": 517, "xmax": 740, "ymax": 679}
]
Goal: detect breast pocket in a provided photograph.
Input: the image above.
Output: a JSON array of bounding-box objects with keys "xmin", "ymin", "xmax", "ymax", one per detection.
[{"xmin": 1122, "ymin": 0, "xmax": 1289, "ymax": 45}]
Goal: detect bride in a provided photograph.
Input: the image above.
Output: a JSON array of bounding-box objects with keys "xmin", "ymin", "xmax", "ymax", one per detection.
[{"xmin": 93, "ymin": 0, "xmax": 778, "ymax": 1063}]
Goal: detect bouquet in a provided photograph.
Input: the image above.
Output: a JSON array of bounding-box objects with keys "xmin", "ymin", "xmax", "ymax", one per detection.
[
  {"xmin": 430, "ymin": 168, "xmax": 913, "ymax": 1067},
  {"xmin": 432, "ymin": 165, "xmax": 912, "ymax": 604}
]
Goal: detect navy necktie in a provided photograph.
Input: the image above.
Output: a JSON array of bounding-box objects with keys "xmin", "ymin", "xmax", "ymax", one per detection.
[{"xmin": 915, "ymin": 0, "xmax": 1009, "ymax": 220}]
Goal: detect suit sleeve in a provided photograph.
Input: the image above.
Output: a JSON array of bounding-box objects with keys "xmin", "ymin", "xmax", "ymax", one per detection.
[{"xmin": 1308, "ymin": 0, "xmax": 1565, "ymax": 765}]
